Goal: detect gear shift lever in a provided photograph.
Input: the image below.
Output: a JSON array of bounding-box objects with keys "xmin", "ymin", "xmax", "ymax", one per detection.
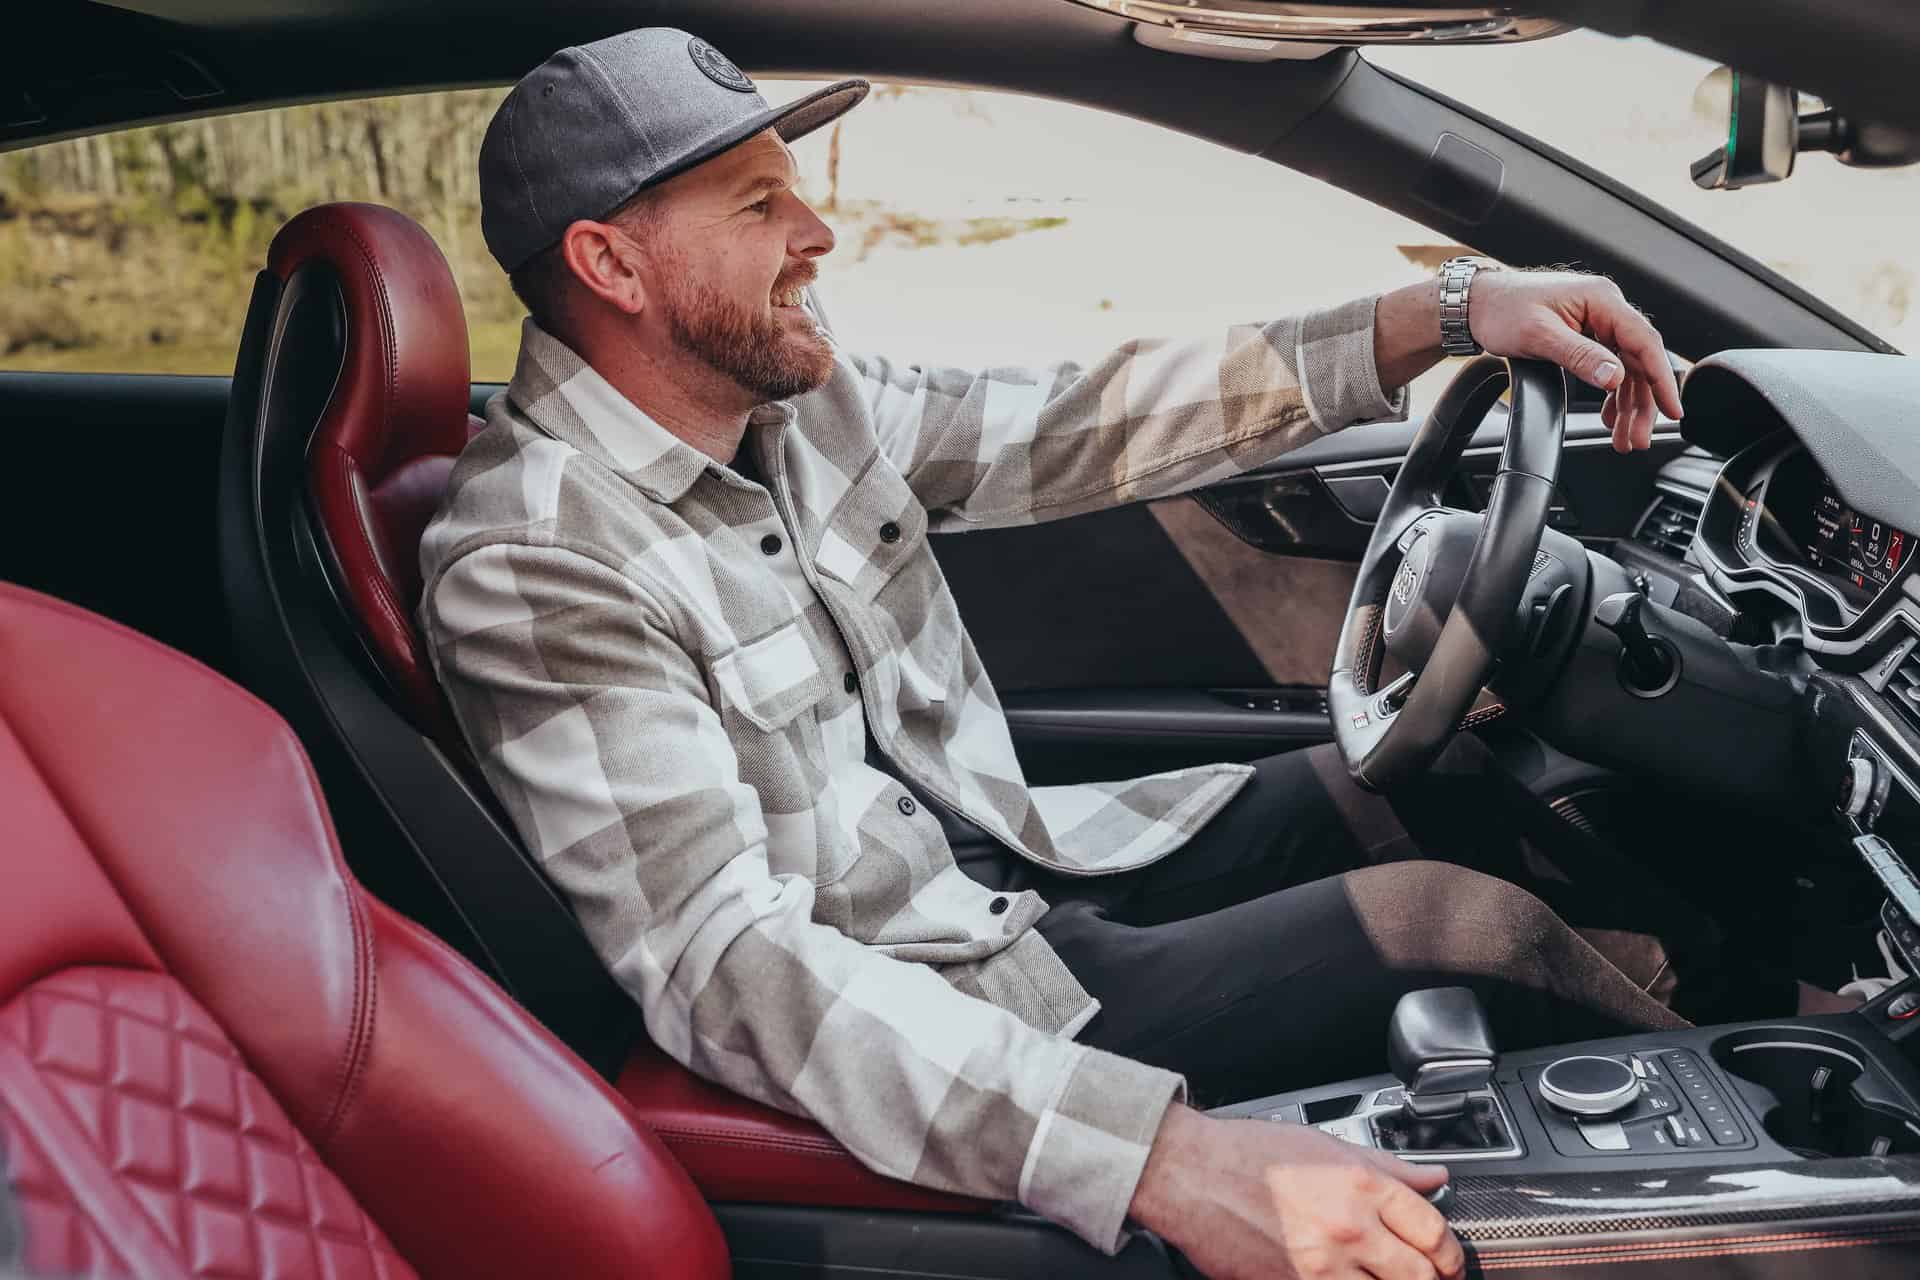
[
  {"xmin": 1373, "ymin": 988, "xmax": 1516, "ymax": 1158},
  {"xmin": 1388, "ymin": 987, "xmax": 1497, "ymax": 1119},
  {"xmin": 1376, "ymin": 989, "xmax": 1512, "ymax": 1156}
]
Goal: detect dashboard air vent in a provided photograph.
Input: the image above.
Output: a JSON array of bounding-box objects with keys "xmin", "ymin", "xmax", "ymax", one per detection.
[
  {"xmin": 1634, "ymin": 488, "xmax": 1706, "ymax": 560},
  {"xmin": 1885, "ymin": 647, "xmax": 1920, "ymax": 734}
]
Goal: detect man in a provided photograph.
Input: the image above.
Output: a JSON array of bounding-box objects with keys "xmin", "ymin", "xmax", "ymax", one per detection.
[{"xmin": 419, "ymin": 27, "xmax": 1689, "ymax": 1280}]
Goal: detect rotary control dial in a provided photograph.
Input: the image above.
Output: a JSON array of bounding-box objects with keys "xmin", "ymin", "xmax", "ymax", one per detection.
[{"xmin": 1537, "ymin": 1055, "xmax": 1643, "ymax": 1117}]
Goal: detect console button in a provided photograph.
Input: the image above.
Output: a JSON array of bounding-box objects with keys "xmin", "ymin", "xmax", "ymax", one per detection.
[
  {"xmin": 1711, "ymin": 1119, "xmax": 1745, "ymax": 1145},
  {"xmin": 1315, "ymin": 1116, "xmax": 1376, "ymax": 1148},
  {"xmin": 1667, "ymin": 1115, "xmax": 1689, "ymax": 1146},
  {"xmin": 1578, "ymin": 1120, "xmax": 1631, "ymax": 1151}
]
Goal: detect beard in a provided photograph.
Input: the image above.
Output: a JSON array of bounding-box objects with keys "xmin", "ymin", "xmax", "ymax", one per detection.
[{"xmin": 658, "ymin": 264, "xmax": 834, "ymax": 404}]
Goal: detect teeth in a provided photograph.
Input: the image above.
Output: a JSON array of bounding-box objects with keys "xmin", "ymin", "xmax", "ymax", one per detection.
[{"xmin": 774, "ymin": 288, "xmax": 803, "ymax": 307}]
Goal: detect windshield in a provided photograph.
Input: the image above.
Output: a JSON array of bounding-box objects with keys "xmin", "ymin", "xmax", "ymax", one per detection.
[{"xmin": 1372, "ymin": 32, "xmax": 1919, "ymax": 353}]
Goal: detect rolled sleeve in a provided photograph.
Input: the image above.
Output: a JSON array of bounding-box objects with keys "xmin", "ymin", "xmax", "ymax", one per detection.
[
  {"xmin": 1298, "ymin": 293, "xmax": 1410, "ymax": 434},
  {"xmin": 1020, "ymin": 1046, "xmax": 1186, "ymax": 1254}
]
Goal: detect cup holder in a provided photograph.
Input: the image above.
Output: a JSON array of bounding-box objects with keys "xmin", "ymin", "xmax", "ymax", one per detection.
[{"xmin": 1712, "ymin": 1028, "xmax": 1920, "ymax": 1158}]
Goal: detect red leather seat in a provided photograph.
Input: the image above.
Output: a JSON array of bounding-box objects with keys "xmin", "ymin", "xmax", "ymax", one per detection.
[
  {"xmin": 0, "ymin": 581, "xmax": 729, "ymax": 1279},
  {"xmin": 231, "ymin": 203, "xmax": 979, "ymax": 1215}
]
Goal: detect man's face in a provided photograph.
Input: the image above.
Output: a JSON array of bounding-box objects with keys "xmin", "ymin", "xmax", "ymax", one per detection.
[{"xmin": 640, "ymin": 130, "xmax": 837, "ymax": 403}]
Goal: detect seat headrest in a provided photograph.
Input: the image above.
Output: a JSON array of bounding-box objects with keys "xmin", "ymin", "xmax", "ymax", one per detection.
[{"xmin": 266, "ymin": 202, "xmax": 473, "ymax": 481}]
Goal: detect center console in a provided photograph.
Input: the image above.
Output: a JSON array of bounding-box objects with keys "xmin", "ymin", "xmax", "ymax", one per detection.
[{"xmin": 1211, "ymin": 989, "xmax": 1920, "ymax": 1180}]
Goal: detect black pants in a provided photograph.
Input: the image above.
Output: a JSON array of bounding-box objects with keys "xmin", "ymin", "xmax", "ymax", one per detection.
[{"xmin": 956, "ymin": 741, "xmax": 1740, "ymax": 1108}]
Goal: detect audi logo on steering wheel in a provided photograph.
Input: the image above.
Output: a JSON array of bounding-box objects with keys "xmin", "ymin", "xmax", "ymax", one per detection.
[{"xmin": 1392, "ymin": 558, "xmax": 1419, "ymax": 606}]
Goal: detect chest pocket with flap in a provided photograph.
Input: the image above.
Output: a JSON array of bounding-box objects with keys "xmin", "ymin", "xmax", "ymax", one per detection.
[{"xmin": 710, "ymin": 620, "xmax": 830, "ymax": 733}]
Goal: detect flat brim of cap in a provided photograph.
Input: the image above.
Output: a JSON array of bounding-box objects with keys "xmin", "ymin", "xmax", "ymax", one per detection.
[{"xmin": 606, "ymin": 78, "xmax": 870, "ymax": 214}]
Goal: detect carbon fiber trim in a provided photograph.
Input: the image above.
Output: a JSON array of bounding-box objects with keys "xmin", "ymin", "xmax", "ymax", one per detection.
[{"xmin": 1452, "ymin": 1155, "xmax": 1920, "ymax": 1244}]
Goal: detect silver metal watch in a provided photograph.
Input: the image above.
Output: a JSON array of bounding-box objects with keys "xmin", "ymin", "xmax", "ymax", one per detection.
[{"xmin": 1438, "ymin": 256, "xmax": 1493, "ymax": 357}]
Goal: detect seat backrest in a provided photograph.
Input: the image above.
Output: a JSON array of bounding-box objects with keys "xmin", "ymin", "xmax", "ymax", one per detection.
[
  {"xmin": 0, "ymin": 582, "xmax": 728, "ymax": 1280},
  {"xmin": 218, "ymin": 202, "xmax": 641, "ymax": 1079},
  {"xmin": 269, "ymin": 203, "xmax": 480, "ymax": 748}
]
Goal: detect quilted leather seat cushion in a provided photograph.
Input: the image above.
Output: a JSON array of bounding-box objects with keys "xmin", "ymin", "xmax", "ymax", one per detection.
[
  {"xmin": 0, "ymin": 582, "xmax": 727, "ymax": 1280},
  {"xmin": 0, "ymin": 968, "xmax": 414, "ymax": 1280}
]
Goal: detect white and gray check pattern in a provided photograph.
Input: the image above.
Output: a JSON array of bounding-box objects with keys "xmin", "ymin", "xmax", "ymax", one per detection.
[{"xmin": 418, "ymin": 300, "xmax": 1404, "ymax": 1250}]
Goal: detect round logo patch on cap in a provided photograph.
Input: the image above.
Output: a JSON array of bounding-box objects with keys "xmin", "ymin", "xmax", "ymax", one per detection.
[{"xmin": 689, "ymin": 38, "xmax": 756, "ymax": 93}]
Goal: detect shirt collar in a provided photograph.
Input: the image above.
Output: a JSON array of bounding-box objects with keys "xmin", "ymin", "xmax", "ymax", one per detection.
[{"xmin": 506, "ymin": 318, "xmax": 794, "ymax": 504}]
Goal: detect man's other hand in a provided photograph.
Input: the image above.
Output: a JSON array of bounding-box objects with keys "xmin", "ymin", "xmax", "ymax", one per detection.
[
  {"xmin": 1129, "ymin": 1103, "xmax": 1466, "ymax": 1280},
  {"xmin": 1469, "ymin": 270, "xmax": 1685, "ymax": 454}
]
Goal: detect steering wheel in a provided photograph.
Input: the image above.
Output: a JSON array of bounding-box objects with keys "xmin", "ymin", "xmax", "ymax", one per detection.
[{"xmin": 1329, "ymin": 355, "xmax": 1568, "ymax": 791}]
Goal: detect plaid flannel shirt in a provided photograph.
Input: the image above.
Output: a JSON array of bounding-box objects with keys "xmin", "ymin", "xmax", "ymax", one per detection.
[{"xmin": 418, "ymin": 299, "xmax": 1404, "ymax": 1251}]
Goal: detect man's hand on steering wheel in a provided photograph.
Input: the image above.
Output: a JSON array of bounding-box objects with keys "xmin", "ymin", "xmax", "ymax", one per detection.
[
  {"xmin": 1467, "ymin": 269, "xmax": 1686, "ymax": 452},
  {"xmin": 1375, "ymin": 267, "xmax": 1683, "ymax": 456}
]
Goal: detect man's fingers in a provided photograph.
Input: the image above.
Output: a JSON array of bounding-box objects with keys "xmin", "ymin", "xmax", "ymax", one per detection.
[
  {"xmin": 1359, "ymin": 1237, "xmax": 1444, "ymax": 1280},
  {"xmin": 1593, "ymin": 299, "xmax": 1684, "ymax": 420},
  {"xmin": 1624, "ymin": 377, "xmax": 1652, "ymax": 452},
  {"xmin": 1378, "ymin": 1179, "xmax": 1467, "ymax": 1278},
  {"xmin": 1545, "ymin": 326, "xmax": 1625, "ymax": 394},
  {"xmin": 1362, "ymin": 1148, "xmax": 1448, "ymax": 1191},
  {"xmin": 1610, "ymin": 378, "xmax": 1636, "ymax": 452},
  {"xmin": 1632, "ymin": 376, "xmax": 1658, "ymax": 450}
]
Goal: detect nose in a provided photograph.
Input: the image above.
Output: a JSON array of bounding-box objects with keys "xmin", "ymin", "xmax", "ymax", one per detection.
[{"xmin": 787, "ymin": 191, "xmax": 835, "ymax": 260}]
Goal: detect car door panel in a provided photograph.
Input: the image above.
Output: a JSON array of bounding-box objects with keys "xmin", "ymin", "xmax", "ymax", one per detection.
[{"xmin": 936, "ymin": 409, "xmax": 1688, "ymax": 783}]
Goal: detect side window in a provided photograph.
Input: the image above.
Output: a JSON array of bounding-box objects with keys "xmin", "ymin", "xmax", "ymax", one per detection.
[
  {"xmin": 766, "ymin": 80, "xmax": 1464, "ymax": 413},
  {"xmin": 3, "ymin": 80, "xmax": 1460, "ymax": 406},
  {"xmin": 0, "ymin": 89, "xmax": 519, "ymax": 378}
]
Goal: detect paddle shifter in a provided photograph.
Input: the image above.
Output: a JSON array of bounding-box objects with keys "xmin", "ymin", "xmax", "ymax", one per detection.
[{"xmin": 1374, "ymin": 987, "xmax": 1514, "ymax": 1155}]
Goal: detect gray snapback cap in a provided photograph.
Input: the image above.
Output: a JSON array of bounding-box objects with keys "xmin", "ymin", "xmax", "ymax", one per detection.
[{"xmin": 479, "ymin": 27, "xmax": 869, "ymax": 272}]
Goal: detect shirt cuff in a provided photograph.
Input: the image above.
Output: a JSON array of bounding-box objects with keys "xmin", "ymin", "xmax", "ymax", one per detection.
[
  {"xmin": 1297, "ymin": 294, "xmax": 1410, "ymax": 434},
  {"xmin": 1017, "ymin": 1045, "xmax": 1187, "ymax": 1254}
]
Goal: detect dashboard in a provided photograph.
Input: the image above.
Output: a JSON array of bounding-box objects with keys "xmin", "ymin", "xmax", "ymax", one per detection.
[{"xmin": 1658, "ymin": 350, "xmax": 1920, "ymax": 981}]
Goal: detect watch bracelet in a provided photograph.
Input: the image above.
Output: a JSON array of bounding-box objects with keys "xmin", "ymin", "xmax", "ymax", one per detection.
[{"xmin": 1439, "ymin": 256, "xmax": 1489, "ymax": 357}]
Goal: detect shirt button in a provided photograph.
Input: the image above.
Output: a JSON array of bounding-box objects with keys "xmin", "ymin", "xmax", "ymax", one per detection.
[
  {"xmin": 989, "ymin": 896, "xmax": 1010, "ymax": 915},
  {"xmin": 879, "ymin": 521, "xmax": 902, "ymax": 544},
  {"xmin": 843, "ymin": 671, "xmax": 859, "ymax": 694},
  {"xmin": 760, "ymin": 533, "xmax": 782, "ymax": 556},
  {"xmin": 897, "ymin": 796, "xmax": 917, "ymax": 816}
]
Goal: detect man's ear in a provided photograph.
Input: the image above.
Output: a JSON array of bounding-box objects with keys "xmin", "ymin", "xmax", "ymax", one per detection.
[{"xmin": 560, "ymin": 219, "xmax": 650, "ymax": 317}]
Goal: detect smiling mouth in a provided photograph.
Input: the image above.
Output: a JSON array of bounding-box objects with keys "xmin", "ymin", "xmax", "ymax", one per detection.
[{"xmin": 772, "ymin": 286, "xmax": 805, "ymax": 308}]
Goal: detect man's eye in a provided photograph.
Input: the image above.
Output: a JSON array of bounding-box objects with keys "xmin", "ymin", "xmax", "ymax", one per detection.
[{"xmin": 746, "ymin": 198, "xmax": 772, "ymax": 214}]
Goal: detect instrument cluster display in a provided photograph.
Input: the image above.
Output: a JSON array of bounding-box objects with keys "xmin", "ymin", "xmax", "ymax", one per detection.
[
  {"xmin": 1806, "ymin": 475, "xmax": 1907, "ymax": 599},
  {"xmin": 1763, "ymin": 449, "xmax": 1911, "ymax": 605}
]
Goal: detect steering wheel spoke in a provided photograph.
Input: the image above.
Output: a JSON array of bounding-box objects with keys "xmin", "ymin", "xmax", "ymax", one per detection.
[{"xmin": 1329, "ymin": 357, "xmax": 1568, "ymax": 791}]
